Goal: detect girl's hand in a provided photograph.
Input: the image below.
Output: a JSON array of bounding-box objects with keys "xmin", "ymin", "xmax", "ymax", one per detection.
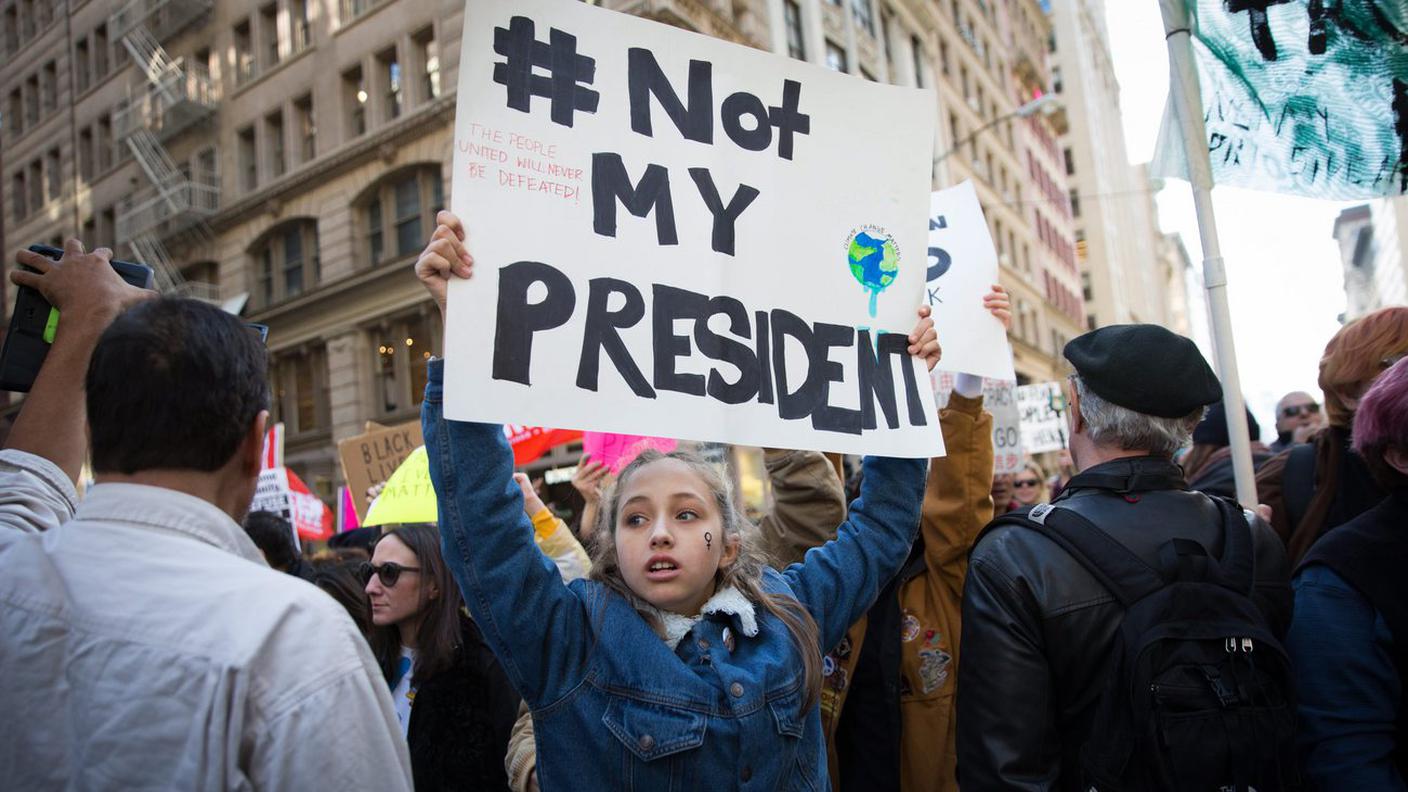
[
  {"xmin": 513, "ymin": 472, "xmax": 548, "ymax": 517},
  {"xmin": 907, "ymin": 304, "xmax": 942, "ymax": 372},
  {"xmin": 983, "ymin": 283, "xmax": 1012, "ymax": 330},
  {"xmin": 415, "ymin": 210, "xmax": 474, "ymax": 320},
  {"xmin": 571, "ymin": 455, "xmax": 609, "ymax": 505}
]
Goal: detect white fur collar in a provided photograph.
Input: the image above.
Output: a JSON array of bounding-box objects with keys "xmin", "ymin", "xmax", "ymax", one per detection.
[{"xmin": 655, "ymin": 585, "xmax": 759, "ymax": 650}]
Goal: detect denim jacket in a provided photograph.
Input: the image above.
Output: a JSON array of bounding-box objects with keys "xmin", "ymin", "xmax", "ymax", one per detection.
[{"xmin": 422, "ymin": 360, "xmax": 925, "ymax": 791}]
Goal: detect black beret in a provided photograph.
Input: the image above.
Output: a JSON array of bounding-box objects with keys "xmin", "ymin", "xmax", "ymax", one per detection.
[
  {"xmin": 1064, "ymin": 324, "xmax": 1222, "ymax": 418},
  {"xmin": 1192, "ymin": 400, "xmax": 1260, "ymax": 447}
]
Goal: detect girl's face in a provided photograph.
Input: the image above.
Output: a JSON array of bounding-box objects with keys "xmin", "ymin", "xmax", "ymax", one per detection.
[
  {"xmin": 1013, "ymin": 468, "xmax": 1043, "ymax": 505},
  {"xmin": 614, "ymin": 458, "xmax": 739, "ymax": 616},
  {"xmin": 365, "ymin": 534, "xmax": 433, "ymax": 629}
]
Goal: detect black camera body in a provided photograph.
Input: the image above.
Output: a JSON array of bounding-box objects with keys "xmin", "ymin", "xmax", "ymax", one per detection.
[{"xmin": 0, "ymin": 245, "xmax": 155, "ymax": 393}]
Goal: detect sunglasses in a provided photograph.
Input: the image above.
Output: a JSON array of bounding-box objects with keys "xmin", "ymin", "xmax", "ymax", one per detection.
[
  {"xmin": 1280, "ymin": 403, "xmax": 1320, "ymax": 418},
  {"xmin": 1013, "ymin": 478, "xmax": 1041, "ymax": 488},
  {"xmin": 358, "ymin": 561, "xmax": 421, "ymax": 588}
]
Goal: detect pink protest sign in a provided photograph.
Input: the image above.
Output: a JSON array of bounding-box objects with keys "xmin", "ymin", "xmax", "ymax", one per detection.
[{"xmin": 582, "ymin": 432, "xmax": 678, "ymax": 473}]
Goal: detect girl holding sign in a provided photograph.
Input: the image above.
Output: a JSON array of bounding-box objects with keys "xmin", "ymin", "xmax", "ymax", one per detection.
[{"xmin": 416, "ymin": 211, "xmax": 938, "ymax": 790}]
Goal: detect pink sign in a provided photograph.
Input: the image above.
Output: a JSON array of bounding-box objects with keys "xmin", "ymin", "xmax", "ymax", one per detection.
[{"xmin": 582, "ymin": 432, "xmax": 678, "ymax": 473}]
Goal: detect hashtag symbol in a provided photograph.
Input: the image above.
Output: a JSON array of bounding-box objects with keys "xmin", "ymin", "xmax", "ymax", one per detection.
[{"xmin": 493, "ymin": 16, "xmax": 600, "ymax": 128}]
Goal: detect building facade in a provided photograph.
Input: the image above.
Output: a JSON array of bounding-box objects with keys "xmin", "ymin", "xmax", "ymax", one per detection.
[
  {"xmin": 1046, "ymin": 0, "xmax": 1174, "ymax": 333},
  {"xmin": 1333, "ymin": 200, "xmax": 1408, "ymax": 322},
  {"xmin": 3, "ymin": 0, "xmax": 1102, "ymax": 495}
]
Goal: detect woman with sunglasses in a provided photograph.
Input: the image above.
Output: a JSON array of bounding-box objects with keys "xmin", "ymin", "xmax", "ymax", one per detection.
[
  {"xmin": 1011, "ymin": 461, "xmax": 1049, "ymax": 508},
  {"xmin": 363, "ymin": 524, "xmax": 520, "ymax": 791}
]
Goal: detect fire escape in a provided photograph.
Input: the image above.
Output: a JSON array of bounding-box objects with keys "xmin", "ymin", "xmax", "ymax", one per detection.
[{"xmin": 110, "ymin": 0, "xmax": 218, "ymax": 300}]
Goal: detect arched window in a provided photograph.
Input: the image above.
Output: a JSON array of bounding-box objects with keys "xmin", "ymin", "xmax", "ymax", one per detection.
[
  {"xmin": 355, "ymin": 164, "xmax": 443, "ymax": 269},
  {"xmin": 249, "ymin": 218, "xmax": 320, "ymax": 308}
]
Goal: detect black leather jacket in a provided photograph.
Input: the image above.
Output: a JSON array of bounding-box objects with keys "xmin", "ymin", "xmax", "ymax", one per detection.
[{"xmin": 955, "ymin": 456, "xmax": 1292, "ymax": 791}]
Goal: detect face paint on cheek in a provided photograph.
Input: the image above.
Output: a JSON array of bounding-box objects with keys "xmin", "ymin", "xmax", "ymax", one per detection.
[{"xmin": 704, "ymin": 531, "xmax": 712, "ymax": 551}]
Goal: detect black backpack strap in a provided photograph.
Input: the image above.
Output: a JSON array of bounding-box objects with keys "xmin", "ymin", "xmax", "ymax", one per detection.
[
  {"xmin": 1281, "ymin": 443, "xmax": 1316, "ymax": 533},
  {"xmin": 990, "ymin": 504, "xmax": 1167, "ymax": 607}
]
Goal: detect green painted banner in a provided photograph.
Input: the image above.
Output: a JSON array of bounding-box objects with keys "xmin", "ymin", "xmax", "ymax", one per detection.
[{"xmin": 1162, "ymin": 1, "xmax": 1408, "ymax": 199}]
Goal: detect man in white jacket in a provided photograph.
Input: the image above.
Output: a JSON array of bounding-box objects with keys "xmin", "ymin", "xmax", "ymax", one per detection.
[{"xmin": 0, "ymin": 241, "xmax": 412, "ymax": 790}]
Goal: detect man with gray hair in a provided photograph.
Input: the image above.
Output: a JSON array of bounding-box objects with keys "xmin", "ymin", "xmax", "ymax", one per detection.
[{"xmin": 955, "ymin": 324, "xmax": 1291, "ymax": 791}]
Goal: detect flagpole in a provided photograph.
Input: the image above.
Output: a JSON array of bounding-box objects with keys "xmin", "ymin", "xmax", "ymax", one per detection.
[{"xmin": 1159, "ymin": 0, "xmax": 1258, "ymax": 508}]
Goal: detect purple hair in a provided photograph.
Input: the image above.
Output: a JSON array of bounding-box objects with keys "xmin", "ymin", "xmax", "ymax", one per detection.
[{"xmin": 1353, "ymin": 356, "xmax": 1408, "ymax": 455}]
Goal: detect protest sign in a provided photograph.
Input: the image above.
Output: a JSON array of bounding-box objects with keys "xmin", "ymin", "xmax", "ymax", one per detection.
[
  {"xmin": 337, "ymin": 420, "xmax": 424, "ymax": 521},
  {"xmin": 926, "ymin": 182, "xmax": 1014, "ymax": 380},
  {"xmin": 251, "ymin": 466, "xmax": 334, "ymax": 542},
  {"xmin": 583, "ymin": 431, "xmax": 679, "ymax": 473},
  {"xmin": 1016, "ymin": 381, "xmax": 1068, "ymax": 454},
  {"xmin": 444, "ymin": 0, "xmax": 942, "ymax": 457},
  {"xmin": 505, "ymin": 425, "xmax": 583, "ymax": 466},
  {"xmin": 933, "ymin": 371, "xmax": 1022, "ymax": 473},
  {"xmin": 1153, "ymin": 0, "xmax": 1408, "ymax": 200}
]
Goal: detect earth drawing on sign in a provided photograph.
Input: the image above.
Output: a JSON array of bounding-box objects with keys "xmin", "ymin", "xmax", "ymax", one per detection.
[{"xmin": 846, "ymin": 228, "xmax": 900, "ymax": 317}]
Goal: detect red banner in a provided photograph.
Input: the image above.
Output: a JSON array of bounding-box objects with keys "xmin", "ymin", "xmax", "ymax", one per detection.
[{"xmin": 504, "ymin": 425, "xmax": 582, "ymax": 466}]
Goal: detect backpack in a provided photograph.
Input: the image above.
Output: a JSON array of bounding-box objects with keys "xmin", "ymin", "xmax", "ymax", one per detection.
[{"xmin": 990, "ymin": 498, "xmax": 1299, "ymax": 791}]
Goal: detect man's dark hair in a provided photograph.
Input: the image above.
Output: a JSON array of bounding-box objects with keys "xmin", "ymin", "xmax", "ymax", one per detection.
[
  {"xmin": 243, "ymin": 510, "xmax": 301, "ymax": 572},
  {"xmin": 86, "ymin": 298, "xmax": 269, "ymax": 474}
]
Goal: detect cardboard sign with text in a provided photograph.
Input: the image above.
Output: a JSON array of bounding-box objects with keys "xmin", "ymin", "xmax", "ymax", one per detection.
[
  {"xmin": 338, "ymin": 420, "xmax": 424, "ymax": 521},
  {"xmin": 926, "ymin": 182, "xmax": 1014, "ymax": 381},
  {"xmin": 933, "ymin": 371, "xmax": 1023, "ymax": 473},
  {"xmin": 444, "ymin": 0, "xmax": 942, "ymax": 457},
  {"xmin": 1016, "ymin": 381, "xmax": 1068, "ymax": 454}
]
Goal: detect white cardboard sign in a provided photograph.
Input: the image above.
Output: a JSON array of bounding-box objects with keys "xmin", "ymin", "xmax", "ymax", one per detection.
[
  {"xmin": 933, "ymin": 371, "xmax": 1023, "ymax": 473},
  {"xmin": 444, "ymin": 0, "xmax": 942, "ymax": 457},
  {"xmin": 1016, "ymin": 381, "xmax": 1068, "ymax": 454},
  {"xmin": 926, "ymin": 182, "xmax": 1015, "ymax": 381}
]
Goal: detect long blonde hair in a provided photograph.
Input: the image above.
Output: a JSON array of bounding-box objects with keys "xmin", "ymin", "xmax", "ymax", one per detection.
[{"xmin": 589, "ymin": 449, "xmax": 823, "ymax": 712}]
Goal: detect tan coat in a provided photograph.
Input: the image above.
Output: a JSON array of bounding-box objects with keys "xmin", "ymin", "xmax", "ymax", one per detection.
[{"xmin": 818, "ymin": 393, "xmax": 994, "ymax": 792}]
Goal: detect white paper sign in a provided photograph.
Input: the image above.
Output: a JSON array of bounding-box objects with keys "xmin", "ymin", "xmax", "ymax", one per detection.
[
  {"xmin": 926, "ymin": 182, "xmax": 1014, "ymax": 381},
  {"xmin": 1016, "ymin": 381, "xmax": 1068, "ymax": 454},
  {"xmin": 444, "ymin": 0, "xmax": 942, "ymax": 457},
  {"xmin": 933, "ymin": 371, "xmax": 1023, "ymax": 473}
]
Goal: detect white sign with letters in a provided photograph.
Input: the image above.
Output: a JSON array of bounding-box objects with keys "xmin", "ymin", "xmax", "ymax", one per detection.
[
  {"xmin": 926, "ymin": 181, "xmax": 1014, "ymax": 381},
  {"xmin": 1016, "ymin": 381, "xmax": 1068, "ymax": 454},
  {"xmin": 444, "ymin": 0, "xmax": 942, "ymax": 457}
]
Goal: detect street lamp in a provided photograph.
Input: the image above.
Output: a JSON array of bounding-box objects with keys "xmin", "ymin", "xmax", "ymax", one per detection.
[{"xmin": 933, "ymin": 94, "xmax": 1063, "ymax": 165}]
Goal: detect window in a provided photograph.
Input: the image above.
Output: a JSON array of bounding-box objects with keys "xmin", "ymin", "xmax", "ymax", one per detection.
[
  {"xmin": 259, "ymin": 3, "xmax": 280, "ymax": 68},
  {"xmin": 78, "ymin": 127, "xmax": 93, "ymax": 181},
  {"xmin": 266, "ymin": 110, "xmax": 285, "ymax": 178},
  {"xmin": 96, "ymin": 113, "xmax": 112, "ymax": 172},
  {"xmin": 238, "ymin": 125, "xmax": 257, "ymax": 190},
  {"xmin": 234, "ymin": 20, "xmax": 255, "ymax": 85},
  {"xmin": 6, "ymin": 88, "xmax": 18, "ymax": 134},
  {"xmin": 24, "ymin": 74, "xmax": 37, "ymax": 126},
  {"xmin": 344, "ymin": 65, "xmax": 366, "ymax": 137},
  {"xmin": 413, "ymin": 27, "xmax": 440, "ymax": 102},
  {"xmin": 1052, "ymin": 65, "xmax": 1062, "ymax": 94},
  {"xmin": 292, "ymin": 0, "xmax": 311, "ymax": 52},
  {"xmin": 75, "ymin": 38, "xmax": 90, "ymax": 93},
  {"xmin": 784, "ymin": 1, "xmax": 805, "ymax": 60},
  {"xmin": 1070, "ymin": 189, "xmax": 1080, "ymax": 218},
  {"xmin": 1063, "ymin": 147, "xmax": 1075, "ymax": 175},
  {"xmin": 3, "ymin": 5, "xmax": 15, "ymax": 53},
  {"xmin": 342, "ymin": 0, "xmax": 375, "ymax": 23},
  {"xmin": 357, "ymin": 165, "xmax": 443, "ymax": 267},
  {"xmin": 851, "ymin": 0, "xmax": 874, "ymax": 36},
  {"xmin": 960, "ymin": 65, "xmax": 969, "ymax": 100},
  {"xmin": 377, "ymin": 47, "xmax": 402, "ymax": 121},
  {"xmin": 825, "ymin": 40, "xmax": 847, "ymax": 73},
  {"xmin": 294, "ymin": 94, "xmax": 315, "ymax": 162},
  {"xmin": 27, "ymin": 159, "xmax": 41, "ymax": 211},
  {"xmin": 911, "ymin": 35, "xmax": 924, "ymax": 88},
  {"xmin": 939, "ymin": 38, "xmax": 949, "ymax": 77},
  {"xmin": 12, "ymin": 171, "xmax": 24, "ymax": 221},
  {"xmin": 45, "ymin": 147, "xmax": 59, "ymax": 202},
  {"xmin": 41, "ymin": 60, "xmax": 55, "ymax": 114},
  {"xmin": 18, "ymin": 0, "xmax": 30, "ymax": 38},
  {"xmin": 271, "ymin": 345, "xmax": 328, "ymax": 436},
  {"xmin": 94, "ymin": 24, "xmax": 109, "ymax": 78},
  {"xmin": 373, "ymin": 313, "xmax": 439, "ymax": 417},
  {"xmin": 251, "ymin": 219, "xmax": 320, "ymax": 307}
]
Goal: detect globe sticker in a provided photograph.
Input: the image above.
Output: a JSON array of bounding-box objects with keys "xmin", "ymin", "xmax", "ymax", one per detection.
[{"xmin": 845, "ymin": 226, "xmax": 901, "ymax": 318}]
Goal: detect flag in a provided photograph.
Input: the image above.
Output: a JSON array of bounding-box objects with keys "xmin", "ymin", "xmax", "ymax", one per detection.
[
  {"xmin": 504, "ymin": 425, "xmax": 583, "ymax": 466},
  {"xmin": 1153, "ymin": 0, "xmax": 1408, "ymax": 200}
]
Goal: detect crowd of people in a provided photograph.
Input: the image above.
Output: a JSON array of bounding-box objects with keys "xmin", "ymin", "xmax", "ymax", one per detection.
[{"xmin": 1, "ymin": 226, "xmax": 1406, "ymax": 791}]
